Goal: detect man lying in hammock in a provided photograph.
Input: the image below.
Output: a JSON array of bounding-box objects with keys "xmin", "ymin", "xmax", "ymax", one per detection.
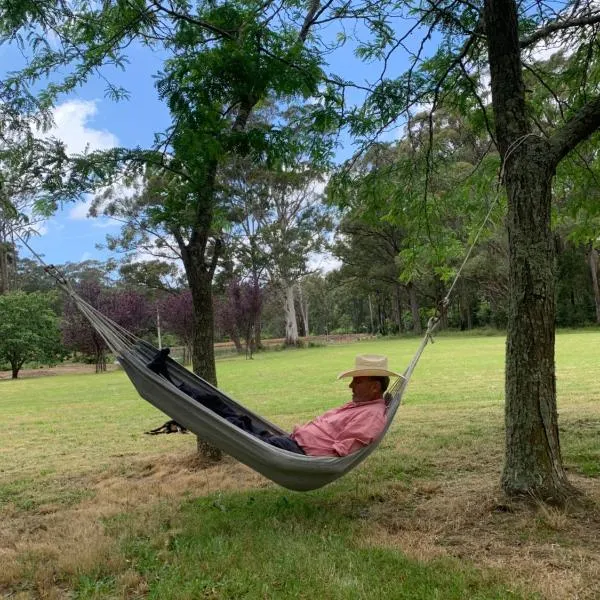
[{"xmin": 148, "ymin": 351, "xmax": 401, "ymax": 457}]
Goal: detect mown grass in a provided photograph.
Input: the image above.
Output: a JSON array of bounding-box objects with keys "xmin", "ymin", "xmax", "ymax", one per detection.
[{"xmin": 1, "ymin": 330, "xmax": 599, "ymax": 599}]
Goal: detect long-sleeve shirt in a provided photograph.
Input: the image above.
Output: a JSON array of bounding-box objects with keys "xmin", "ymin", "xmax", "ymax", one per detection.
[{"xmin": 291, "ymin": 398, "xmax": 387, "ymax": 457}]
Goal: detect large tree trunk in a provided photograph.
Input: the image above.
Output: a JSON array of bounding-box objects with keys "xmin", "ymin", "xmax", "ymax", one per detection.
[
  {"xmin": 587, "ymin": 246, "xmax": 600, "ymax": 324},
  {"xmin": 182, "ymin": 239, "xmax": 222, "ymax": 463},
  {"xmin": 189, "ymin": 269, "xmax": 217, "ymax": 385},
  {"xmin": 283, "ymin": 283, "xmax": 299, "ymax": 345},
  {"xmin": 502, "ymin": 143, "xmax": 574, "ymax": 502},
  {"xmin": 485, "ymin": 0, "xmax": 576, "ymax": 503}
]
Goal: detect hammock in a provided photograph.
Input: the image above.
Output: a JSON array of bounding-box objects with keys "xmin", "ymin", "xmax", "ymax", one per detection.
[
  {"xmin": 15, "ymin": 146, "xmax": 510, "ymax": 491},
  {"xmin": 37, "ymin": 264, "xmax": 441, "ymax": 491}
]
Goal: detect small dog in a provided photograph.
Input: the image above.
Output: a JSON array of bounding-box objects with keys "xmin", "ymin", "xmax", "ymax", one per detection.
[{"xmin": 145, "ymin": 420, "xmax": 188, "ymax": 435}]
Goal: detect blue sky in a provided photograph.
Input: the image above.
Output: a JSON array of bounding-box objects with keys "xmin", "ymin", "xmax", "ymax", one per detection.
[
  {"xmin": 3, "ymin": 17, "xmax": 421, "ymax": 270},
  {"xmin": 2, "ymin": 41, "xmax": 173, "ymax": 266}
]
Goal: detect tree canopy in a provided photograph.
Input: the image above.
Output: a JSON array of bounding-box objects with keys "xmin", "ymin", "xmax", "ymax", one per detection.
[{"xmin": 0, "ymin": 291, "xmax": 63, "ymax": 378}]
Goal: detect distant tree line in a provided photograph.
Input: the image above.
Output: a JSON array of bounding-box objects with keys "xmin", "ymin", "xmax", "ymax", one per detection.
[{"xmin": 1, "ymin": 211, "xmax": 598, "ymax": 380}]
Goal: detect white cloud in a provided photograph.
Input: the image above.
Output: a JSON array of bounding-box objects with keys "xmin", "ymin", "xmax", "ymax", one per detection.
[
  {"xmin": 308, "ymin": 250, "xmax": 342, "ymax": 273},
  {"xmin": 92, "ymin": 219, "xmax": 120, "ymax": 229},
  {"xmin": 69, "ymin": 196, "xmax": 93, "ymax": 220},
  {"xmin": 48, "ymin": 99, "xmax": 119, "ymax": 154}
]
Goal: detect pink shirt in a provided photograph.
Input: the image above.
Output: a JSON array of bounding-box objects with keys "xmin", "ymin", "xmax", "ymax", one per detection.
[{"xmin": 291, "ymin": 398, "xmax": 387, "ymax": 457}]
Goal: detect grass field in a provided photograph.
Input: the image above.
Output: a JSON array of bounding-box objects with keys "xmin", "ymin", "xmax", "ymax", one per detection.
[{"xmin": 1, "ymin": 331, "xmax": 599, "ymax": 599}]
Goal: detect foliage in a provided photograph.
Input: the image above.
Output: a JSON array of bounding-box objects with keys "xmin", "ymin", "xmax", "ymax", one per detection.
[
  {"xmin": 215, "ymin": 278, "xmax": 262, "ymax": 354},
  {"xmin": 158, "ymin": 290, "xmax": 194, "ymax": 351},
  {"xmin": 0, "ymin": 290, "xmax": 63, "ymax": 377},
  {"xmin": 62, "ymin": 280, "xmax": 153, "ymax": 371}
]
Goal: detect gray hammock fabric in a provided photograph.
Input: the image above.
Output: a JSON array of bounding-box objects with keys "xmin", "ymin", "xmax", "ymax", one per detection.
[{"xmin": 50, "ymin": 270, "xmax": 439, "ymax": 491}]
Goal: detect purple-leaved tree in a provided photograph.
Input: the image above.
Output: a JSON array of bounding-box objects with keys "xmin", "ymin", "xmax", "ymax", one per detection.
[{"xmin": 159, "ymin": 291, "xmax": 194, "ymax": 364}]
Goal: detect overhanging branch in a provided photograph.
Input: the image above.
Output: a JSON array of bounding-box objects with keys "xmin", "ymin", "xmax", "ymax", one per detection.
[
  {"xmin": 549, "ymin": 95, "xmax": 600, "ymax": 166},
  {"xmin": 520, "ymin": 12, "xmax": 600, "ymax": 48}
]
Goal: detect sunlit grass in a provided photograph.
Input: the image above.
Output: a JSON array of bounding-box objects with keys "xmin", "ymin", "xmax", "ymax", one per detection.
[{"xmin": 1, "ymin": 330, "xmax": 599, "ymax": 599}]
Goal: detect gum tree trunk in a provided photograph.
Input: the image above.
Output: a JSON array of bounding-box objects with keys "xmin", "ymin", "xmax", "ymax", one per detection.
[
  {"xmin": 283, "ymin": 283, "xmax": 299, "ymax": 345},
  {"xmin": 297, "ymin": 283, "xmax": 309, "ymax": 337}
]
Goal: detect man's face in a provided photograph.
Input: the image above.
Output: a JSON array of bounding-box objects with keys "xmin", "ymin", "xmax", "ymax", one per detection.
[{"xmin": 349, "ymin": 377, "xmax": 381, "ymax": 403}]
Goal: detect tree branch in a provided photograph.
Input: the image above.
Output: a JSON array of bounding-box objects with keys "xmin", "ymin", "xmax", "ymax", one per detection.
[
  {"xmin": 549, "ymin": 95, "xmax": 600, "ymax": 166},
  {"xmin": 520, "ymin": 12, "xmax": 600, "ymax": 48}
]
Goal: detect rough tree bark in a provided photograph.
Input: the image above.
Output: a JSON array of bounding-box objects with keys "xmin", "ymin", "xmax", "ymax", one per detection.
[
  {"xmin": 179, "ymin": 201, "xmax": 223, "ymax": 462},
  {"xmin": 485, "ymin": 0, "xmax": 578, "ymax": 503}
]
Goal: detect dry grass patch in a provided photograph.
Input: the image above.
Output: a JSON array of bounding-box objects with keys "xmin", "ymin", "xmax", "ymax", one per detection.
[
  {"xmin": 362, "ymin": 472, "xmax": 600, "ymax": 600},
  {"xmin": 0, "ymin": 449, "xmax": 269, "ymax": 599}
]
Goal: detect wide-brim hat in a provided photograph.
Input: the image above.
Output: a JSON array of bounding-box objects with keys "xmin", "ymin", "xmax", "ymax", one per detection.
[{"xmin": 337, "ymin": 354, "xmax": 403, "ymax": 379}]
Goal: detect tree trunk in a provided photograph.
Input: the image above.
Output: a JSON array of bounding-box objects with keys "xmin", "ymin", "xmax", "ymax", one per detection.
[
  {"xmin": 0, "ymin": 242, "xmax": 9, "ymax": 295},
  {"xmin": 230, "ymin": 330, "xmax": 243, "ymax": 354},
  {"xmin": 183, "ymin": 243, "xmax": 222, "ymax": 463},
  {"xmin": 189, "ymin": 269, "xmax": 218, "ymax": 385},
  {"xmin": 587, "ymin": 246, "xmax": 600, "ymax": 324},
  {"xmin": 297, "ymin": 284, "xmax": 309, "ymax": 337},
  {"xmin": 196, "ymin": 436, "xmax": 223, "ymax": 461},
  {"xmin": 283, "ymin": 283, "xmax": 299, "ymax": 345},
  {"xmin": 502, "ymin": 142, "xmax": 575, "ymax": 503},
  {"xmin": 394, "ymin": 283, "xmax": 403, "ymax": 333},
  {"xmin": 485, "ymin": 0, "xmax": 576, "ymax": 503},
  {"xmin": 407, "ymin": 281, "xmax": 422, "ymax": 334},
  {"xmin": 254, "ymin": 314, "xmax": 262, "ymax": 350},
  {"xmin": 95, "ymin": 348, "xmax": 107, "ymax": 373},
  {"xmin": 11, "ymin": 364, "xmax": 19, "ymax": 379}
]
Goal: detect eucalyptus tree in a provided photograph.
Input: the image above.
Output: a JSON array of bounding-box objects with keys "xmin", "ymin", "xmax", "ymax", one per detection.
[
  {"xmin": 226, "ymin": 159, "xmax": 331, "ymax": 345},
  {"xmin": 332, "ymin": 114, "xmax": 499, "ymax": 335}
]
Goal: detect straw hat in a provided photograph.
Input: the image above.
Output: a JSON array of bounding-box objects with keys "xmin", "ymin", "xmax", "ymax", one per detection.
[{"xmin": 337, "ymin": 354, "xmax": 402, "ymax": 379}]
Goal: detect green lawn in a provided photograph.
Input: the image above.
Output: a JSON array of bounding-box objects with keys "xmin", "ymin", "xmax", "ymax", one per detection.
[{"xmin": 1, "ymin": 331, "xmax": 599, "ymax": 599}]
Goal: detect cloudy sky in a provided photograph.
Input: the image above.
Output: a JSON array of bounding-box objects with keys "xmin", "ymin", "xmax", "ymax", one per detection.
[{"xmin": 0, "ymin": 39, "xmax": 171, "ymax": 266}]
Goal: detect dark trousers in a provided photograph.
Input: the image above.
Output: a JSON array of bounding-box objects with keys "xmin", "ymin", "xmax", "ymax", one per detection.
[{"xmin": 178, "ymin": 382, "xmax": 305, "ymax": 455}]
